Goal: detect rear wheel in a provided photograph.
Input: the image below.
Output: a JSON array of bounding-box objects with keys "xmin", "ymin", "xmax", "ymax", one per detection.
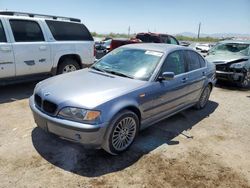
[
  {"xmin": 102, "ymin": 110, "xmax": 139, "ymax": 155},
  {"xmin": 57, "ymin": 58, "xmax": 80, "ymax": 74},
  {"xmin": 195, "ymin": 85, "xmax": 211, "ymax": 109}
]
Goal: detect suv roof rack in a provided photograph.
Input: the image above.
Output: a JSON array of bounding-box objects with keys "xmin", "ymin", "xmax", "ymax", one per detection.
[{"xmin": 0, "ymin": 11, "xmax": 81, "ymax": 22}]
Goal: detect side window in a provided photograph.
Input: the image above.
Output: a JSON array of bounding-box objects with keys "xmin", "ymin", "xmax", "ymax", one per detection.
[
  {"xmin": 45, "ymin": 20, "xmax": 93, "ymax": 41},
  {"xmin": 0, "ymin": 20, "xmax": 7, "ymax": 42},
  {"xmin": 186, "ymin": 51, "xmax": 201, "ymax": 71},
  {"xmin": 9, "ymin": 20, "xmax": 44, "ymax": 42},
  {"xmin": 161, "ymin": 36, "xmax": 168, "ymax": 43},
  {"xmin": 161, "ymin": 51, "xmax": 185, "ymax": 75},
  {"xmin": 198, "ymin": 54, "xmax": 206, "ymax": 67},
  {"xmin": 169, "ymin": 37, "xmax": 178, "ymax": 45}
]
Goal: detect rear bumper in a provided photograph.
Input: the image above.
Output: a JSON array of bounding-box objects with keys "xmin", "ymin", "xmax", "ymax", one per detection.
[
  {"xmin": 29, "ymin": 96, "xmax": 108, "ymax": 148},
  {"xmin": 216, "ymin": 70, "xmax": 243, "ymax": 82}
]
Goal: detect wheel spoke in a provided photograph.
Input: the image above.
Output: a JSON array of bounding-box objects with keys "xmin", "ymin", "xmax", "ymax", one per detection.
[{"xmin": 111, "ymin": 116, "xmax": 137, "ymax": 151}]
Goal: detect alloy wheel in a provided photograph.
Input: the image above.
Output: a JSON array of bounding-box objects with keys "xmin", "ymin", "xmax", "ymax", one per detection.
[
  {"xmin": 62, "ymin": 64, "xmax": 77, "ymax": 73},
  {"xmin": 111, "ymin": 117, "xmax": 137, "ymax": 151}
]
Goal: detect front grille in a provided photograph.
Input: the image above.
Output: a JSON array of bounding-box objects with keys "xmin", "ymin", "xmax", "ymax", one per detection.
[
  {"xmin": 34, "ymin": 94, "xmax": 58, "ymax": 115},
  {"xmin": 216, "ymin": 64, "xmax": 228, "ymax": 72},
  {"xmin": 43, "ymin": 100, "xmax": 58, "ymax": 114},
  {"xmin": 34, "ymin": 94, "xmax": 42, "ymax": 108}
]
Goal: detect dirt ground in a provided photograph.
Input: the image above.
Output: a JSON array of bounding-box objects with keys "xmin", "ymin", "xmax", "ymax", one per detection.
[{"xmin": 0, "ymin": 81, "xmax": 250, "ymax": 188}]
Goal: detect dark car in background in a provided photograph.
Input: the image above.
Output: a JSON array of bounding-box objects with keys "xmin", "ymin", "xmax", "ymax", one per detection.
[
  {"xmin": 206, "ymin": 40, "xmax": 250, "ymax": 88},
  {"xmin": 136, "ymin": 32, "xmax": 179, "ymax": 45},
  {"xmin": 108, "ymin": 32, "xmax": 180, "ymax": 51}
]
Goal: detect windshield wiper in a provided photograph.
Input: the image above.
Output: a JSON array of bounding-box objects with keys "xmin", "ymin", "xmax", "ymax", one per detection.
[
  {"xmin": 104, "ymin": 70, "xmax": 134, "ymax": 79},
  {"xmin": 91, "ymin": 66, "xmax": 107, "ymax": 73}
]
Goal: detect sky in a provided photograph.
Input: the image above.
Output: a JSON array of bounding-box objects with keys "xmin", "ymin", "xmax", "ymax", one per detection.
[{"xmin": 0, "ymin": 0, "xmax": 250, "ymax": 35}]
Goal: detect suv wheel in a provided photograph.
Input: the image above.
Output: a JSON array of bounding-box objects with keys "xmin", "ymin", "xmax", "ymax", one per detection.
[
  {"xmin": 195, "ymin": 85, "xmax": 211, "ymax": 109},
  {"xmin": 102, "ymin": 110, "xmax": 139, "ymax": 155},
  {"xmin": 239, "ymin": 70, "xmax": 250, "ymax": 88},
  {"xmin": 57, "ymin": 58, "xmax": 80, "ymax": 74}
]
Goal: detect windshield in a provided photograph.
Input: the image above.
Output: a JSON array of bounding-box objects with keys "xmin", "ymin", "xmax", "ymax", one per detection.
[
  {"xmin": 210, "ymin": 43, "xmax": 250, "ymax": 56},
  {"xmin": 92, "ymin": 48, "xmax": 163, "ymax": 81}
]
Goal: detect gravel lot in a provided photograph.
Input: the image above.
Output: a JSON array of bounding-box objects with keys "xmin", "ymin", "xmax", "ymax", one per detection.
[{"xmin": 0, "ymin": 81, "xmax": 250, "ymax": 188}]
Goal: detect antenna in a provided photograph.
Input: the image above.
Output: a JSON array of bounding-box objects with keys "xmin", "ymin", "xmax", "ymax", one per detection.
[{"xmin": 197, "ymin": 22, "xmax": 201, "ymax": 39}]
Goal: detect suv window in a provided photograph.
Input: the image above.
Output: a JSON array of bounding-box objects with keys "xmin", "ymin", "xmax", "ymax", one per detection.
[
  {"xmin": 169, "ymin": 36, "xmax": 178, "ymax": 45},
  {"xmin": 185, "ymin": 51, "xmax": 201, "ymax": 71},
  {"xmin": 0, "ymin": 20, "xmax": 7, "ymax": 42},
  {"xmin": 160, "ymin": 35, "xmax": 168, "ymax": 43},
  {"xmin": 46, "ymin": 20, "xmax": 93, "ymax": 41},
  {"xmin": 10, "ymin": 20, "xmax": 44, "ymax": 42},
  {"xmin": 136, "ymin": 34, "xmax": 160, "ymax": 43},
  {"xmin": 162, "ymin": 51, "xmax": 185, "ymax": 75}
]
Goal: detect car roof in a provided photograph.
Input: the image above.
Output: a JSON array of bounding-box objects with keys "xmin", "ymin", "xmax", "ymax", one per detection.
[
  {"xmin": 219, "ymin": 40, "xmax": 250, "ymax": 44},
  {"xmin": 136, "ymin": 32, "xmax": 174, "ymax": 37},
  {"xmin": 122, "ymin": 43, "xmax": 187, "ymax": 53}
]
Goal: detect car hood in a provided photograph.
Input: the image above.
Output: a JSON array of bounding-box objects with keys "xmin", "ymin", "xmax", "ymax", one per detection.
[
  {"xmin": 205, "ymin": 53, "xmax": 249, "ymax": 64},
  {"xmin": 35, "ymin": 68, "xmax": 146, "ymax": 109}
]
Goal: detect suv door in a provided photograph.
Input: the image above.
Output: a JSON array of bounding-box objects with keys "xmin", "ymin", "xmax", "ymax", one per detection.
[
  {"xmin": 8, "ymin": 19, "xmax": 51, "ymax": 76},
  {"xmin": 0, "ymin": 18, "xmax": 15, "ymax": 79},
  {"xmin": 184, "ymin": 50, "xmax": 207, "ymax": 103},
  {"xmin": 142, "ymin": 50, "xmax": 190, "ymax": 123}
]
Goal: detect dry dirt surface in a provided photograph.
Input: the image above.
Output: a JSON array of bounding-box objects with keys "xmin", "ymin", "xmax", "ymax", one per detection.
[{"xmin": 0, "ymin": 81, "xmax": 250, "ymax": 188}]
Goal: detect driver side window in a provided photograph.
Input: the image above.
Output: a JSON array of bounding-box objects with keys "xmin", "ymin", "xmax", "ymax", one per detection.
[{"xmin": 161, "ymin": 51, "xmax": 185, "ymax": 75}]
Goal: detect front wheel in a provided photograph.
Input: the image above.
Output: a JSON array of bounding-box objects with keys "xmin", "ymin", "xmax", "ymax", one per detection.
[
  {"xmin": 195, "ymin": 85, "xmax": 211, "ymax": 110},
  {"xmin": 102, "ymin": 110, "xmax": 139, "ymax": 155},
  {"xmin": 238, "ymin": 70, "xmax": 250, "ymax": 88}
]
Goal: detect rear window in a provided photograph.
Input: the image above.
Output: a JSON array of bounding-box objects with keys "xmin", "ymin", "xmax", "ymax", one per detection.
[
  {"xmin": 185, "ymin": 51, "xmax": 201, "ymax": 71},
  {"xmin": 46, "ymin": 20, "xmax": 93, "ymax": 41}
]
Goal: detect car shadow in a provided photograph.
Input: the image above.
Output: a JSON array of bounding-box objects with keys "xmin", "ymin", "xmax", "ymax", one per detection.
[
  {"xmin": 32, "ymin": 100, "xmax": 218, "ymax": 177},
  {"xmin": 0, "ymin": 81, "xmax": 37, "ymax": 104}
]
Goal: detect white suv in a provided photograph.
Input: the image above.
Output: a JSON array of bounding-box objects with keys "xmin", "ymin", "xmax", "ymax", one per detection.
[{"xmin": 0, "ymin": 11, "xmax": 95, "ymax": 85}]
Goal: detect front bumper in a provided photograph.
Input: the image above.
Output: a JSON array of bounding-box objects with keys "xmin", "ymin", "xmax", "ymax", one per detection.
[
  {"xmin": 29, "ymin": 96, "xmax": 108, "ymax": 148},
  {"xmin": 216, "ymin": 70, "xmax": 244, "ymax": 82}
]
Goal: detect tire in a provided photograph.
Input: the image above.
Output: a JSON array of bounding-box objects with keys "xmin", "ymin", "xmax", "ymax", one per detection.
[
  {"xmin": 194, "ymin": 85, "xmax": 211, "ymax": 110},
  {"xmin": 57, "ymin": 58, "xmax": 80, "ymax": 75},
  {"xmin": 238, "ymin": 70, "xmax": 250, "ymax": 88},
  {"xmin": 102, "ymin": 110, "xmax": 139, "ymax": 155}
]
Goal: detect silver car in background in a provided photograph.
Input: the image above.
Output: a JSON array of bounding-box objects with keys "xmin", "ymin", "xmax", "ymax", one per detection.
[{"xmin": 30, "ymin": 44, "xmax": 216, "ymax": 155}]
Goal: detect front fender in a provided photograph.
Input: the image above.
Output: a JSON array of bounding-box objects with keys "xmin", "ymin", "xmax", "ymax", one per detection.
[{"xmin": 98, "ymin": 95, "xmax": 142, "ymax": 124}]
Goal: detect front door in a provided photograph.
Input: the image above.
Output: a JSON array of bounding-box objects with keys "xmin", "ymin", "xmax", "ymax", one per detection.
[
  {"xmin": 8, "ymin": 19, "xmax": 51, "ymax": 76},
  {"xmin": 141, "ymin": 50, "xmax": 190, "ymax": 124},
  {"xmin": 0, "ymin": 19, "xmax": 15, "ymax": 79}
]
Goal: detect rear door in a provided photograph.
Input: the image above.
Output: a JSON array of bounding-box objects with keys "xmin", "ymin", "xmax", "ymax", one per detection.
[
  {"xmin": 0, "ymin": 18, "xmax": 15, "ymax": 79},
  {"xmin": 184, "ymin": 50, "xmax": 207, "ymax": 103},
  {"xmin": 8, "ymin": 19, "xmax": 51, "ymax": 76}
]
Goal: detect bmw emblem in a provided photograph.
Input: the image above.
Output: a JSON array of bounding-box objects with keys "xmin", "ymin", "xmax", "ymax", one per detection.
[{"xmin": 44, "ymin": 92, "xmax": 50, "ymax": 97}]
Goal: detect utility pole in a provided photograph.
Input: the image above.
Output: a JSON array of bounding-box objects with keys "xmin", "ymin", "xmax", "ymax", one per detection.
[
  {"xmin": 197, "ymin": 22, "xmax": 201, "ymax": 39},
  {"xmin": 128, "ymin": 26, "xmax": 130, "ymax": 38}
]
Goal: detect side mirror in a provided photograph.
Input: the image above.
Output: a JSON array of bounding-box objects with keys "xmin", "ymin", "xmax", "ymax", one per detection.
[{"xmin": 158, "ymin": 72, "xmax": 175, "ymax": 81}]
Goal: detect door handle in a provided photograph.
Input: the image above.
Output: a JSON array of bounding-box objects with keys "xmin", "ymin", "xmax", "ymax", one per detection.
[
  {"xmin": 39, "ymin": 46, "xmax": 47, "ymax": 51},
  {"xmin": 182, "ymin": 77, "xmax": 188, "ymax": 83},
  {"xmin": 202, "ymin": 71, "xmax": 206, "ymax": 76},
  {"xmin": 24, "ymin": 60, "xmax": 35, "ymax": 66},
  {"xmin": 0, "ymin": 46, "xmax": 12, "ymax": 52}
]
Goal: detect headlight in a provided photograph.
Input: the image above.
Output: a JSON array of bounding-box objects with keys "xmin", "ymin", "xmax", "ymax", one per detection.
[
  {"xmin": 58, "ymin": 107, "xmax": 101, "ymax": 123},
  {"xmin": 230, "ymin": 62, "xmax": 247, "ymax": 69}
]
